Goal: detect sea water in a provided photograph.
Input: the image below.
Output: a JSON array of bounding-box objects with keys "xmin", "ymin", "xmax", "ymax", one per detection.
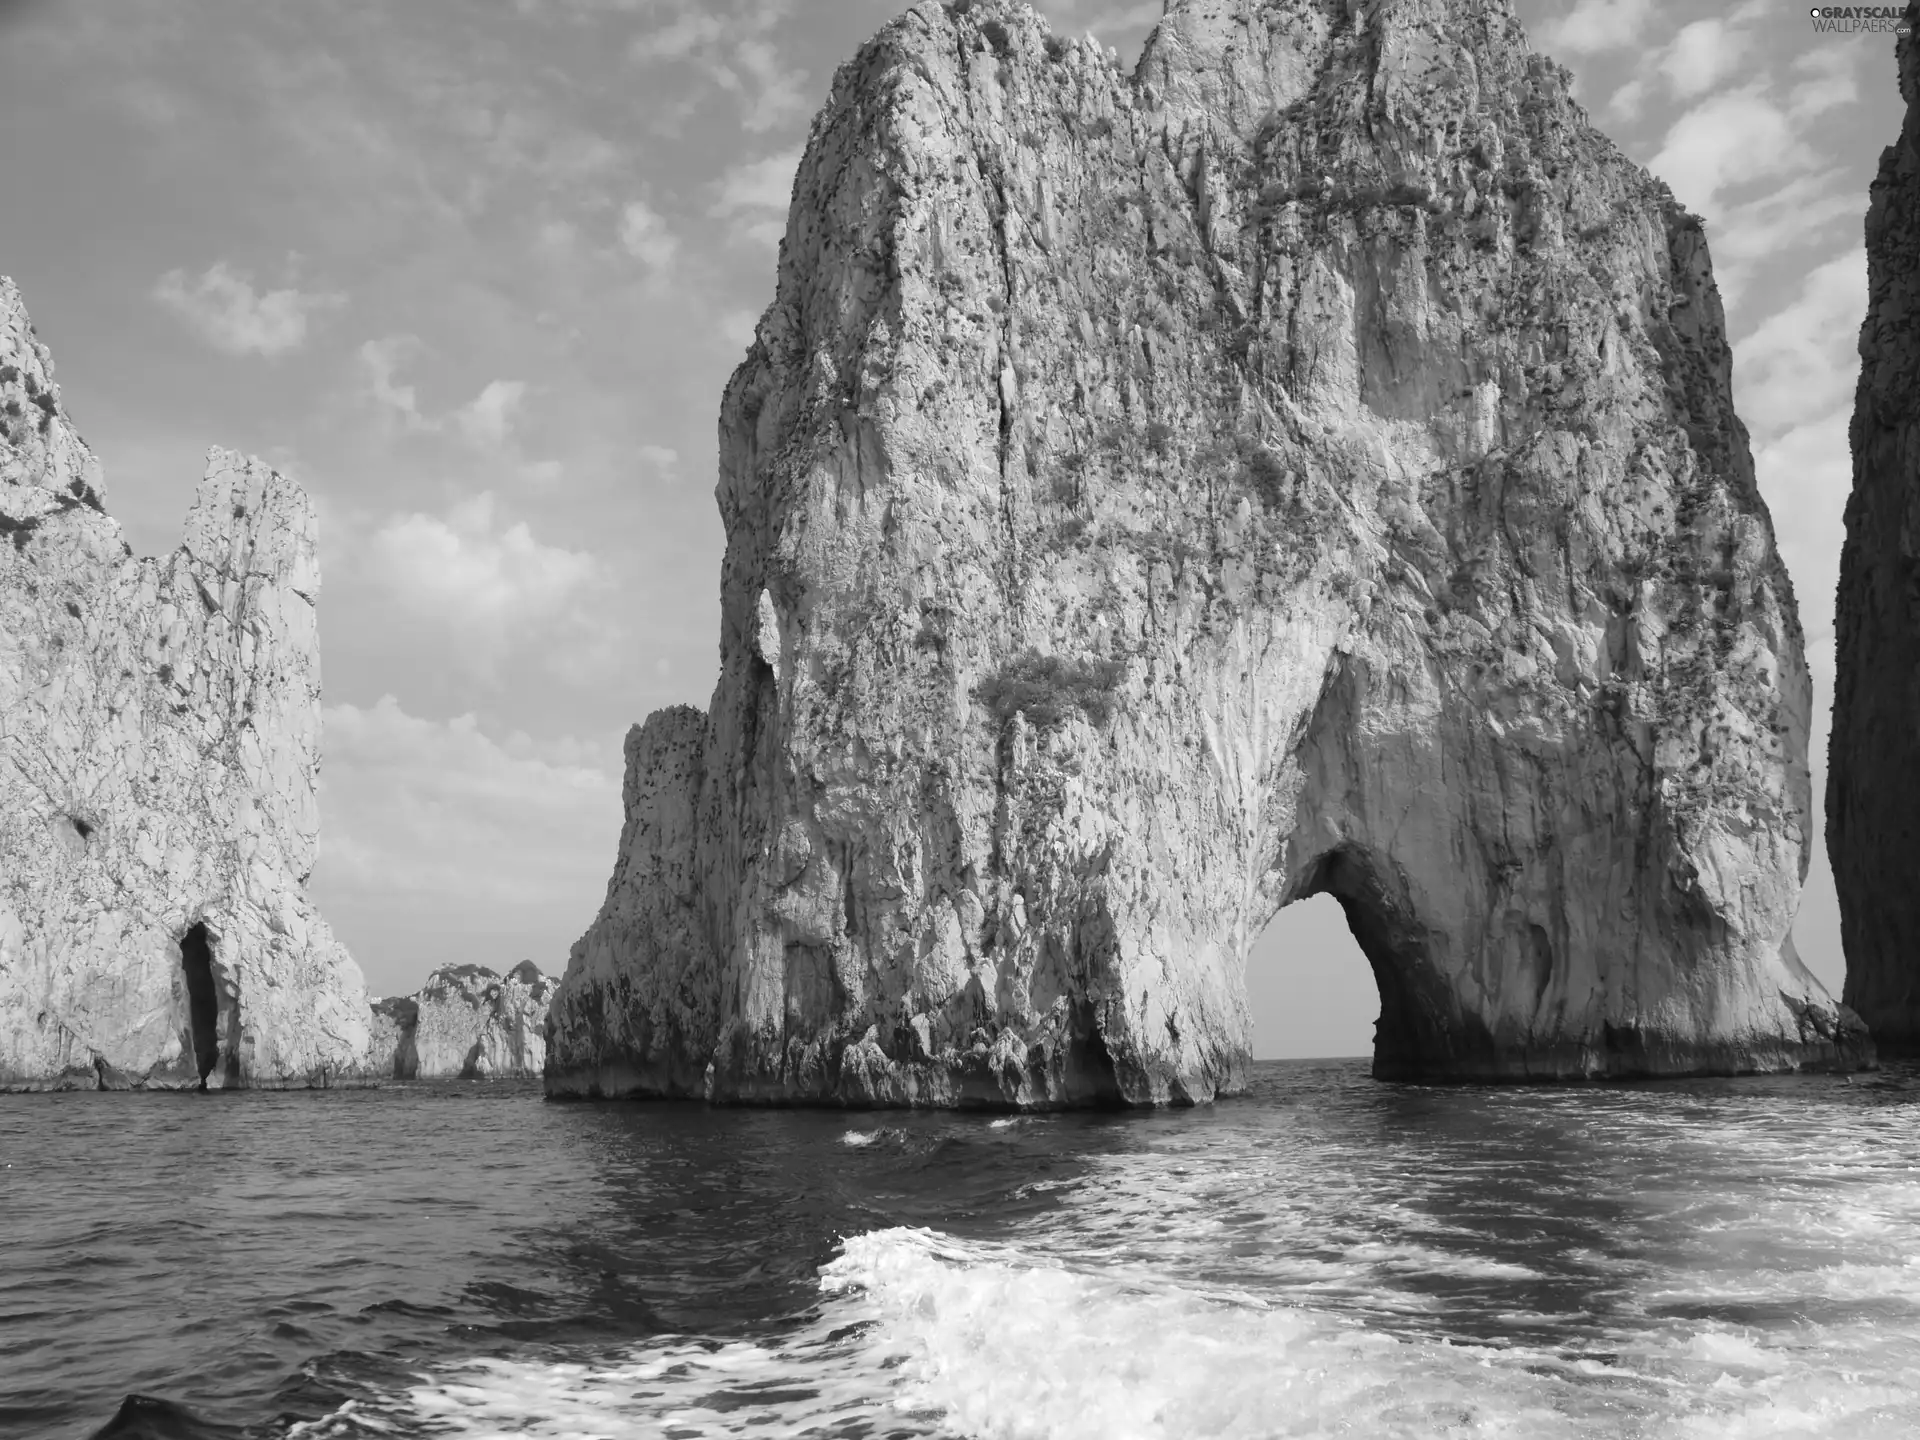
[{"xmin": 3, "ymin": 1060, "xmax": 1917, "ymax": 1439}]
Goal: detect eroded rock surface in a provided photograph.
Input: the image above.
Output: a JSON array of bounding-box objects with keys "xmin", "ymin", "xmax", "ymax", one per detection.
[
  {"xmin": 549, "ymin": 0, "xmax": 1870, "ymax": 1105},
  {"xmin": 1831, "ymin": 12, "xmax": 1920, "ymax": 1056},
  {"xmin": 0, "ymin": 277, "xmax": 371, "ymax": 1090},
  {"xmin": 365, "ymin": 961, "xmax": 552, "ymax": 1079}
]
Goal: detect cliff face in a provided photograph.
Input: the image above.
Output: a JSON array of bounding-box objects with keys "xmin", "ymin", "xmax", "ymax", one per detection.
[
  {"xmin": 365, "ymin": 961, "xmax": 552, "ymax": 1080},
  {"xmin": 0, "ymin": 277, "xmax": 371, "ymax": 1090},
  {"xmin": 549, "ymin": 0, "xmax": 1870, "ymax": 1105},
  {"xmin": 1831, "ymin": 10, "xmax": 1920, "ymax": 1056}
]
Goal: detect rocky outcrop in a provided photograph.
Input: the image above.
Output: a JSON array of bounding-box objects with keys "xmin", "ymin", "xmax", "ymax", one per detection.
[
  {"xmin": 549, "ymin": 0, "xmax": 1871, "ymax": 1106},
  {"xmin": 0, "ymin": 277, "xmax": 371, "ymax": 1090},
  {"xmin": 364, "ymin": 961, "xmax": 552, "ymax": 1079},
  {"xmin": 1831, "ymin": 9, "xmax": 1920, "ymax": 1056}
]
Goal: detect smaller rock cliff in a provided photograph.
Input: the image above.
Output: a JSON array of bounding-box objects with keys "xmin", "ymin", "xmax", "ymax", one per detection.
[
  {"xmin": 0, "ymin": 276, "xmax": 370, "ymax": 1089},
  {"xmin": 365, "ymin": 961, "xmax": 552, "ymax": 1080},
  {"xmin": 1831, "ymin": 6, "xmax": 1920, "ymax": 1055}
]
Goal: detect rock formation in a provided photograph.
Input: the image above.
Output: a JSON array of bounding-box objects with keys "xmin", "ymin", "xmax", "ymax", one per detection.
[
  {"xmin": 0, "ymin": 277, "xmax": 371, "ymax": 1090},
  {"xmin": 548, "ymin": 0, "xmax": 1872, "ymax": 1105},
  {"xmin": 1831, "ymin": 9, "xmax": 1920, "ymax": 1057},
  {"xmin": 364, "ymin": 961, "xmax": 552, "ymax": 1079}
]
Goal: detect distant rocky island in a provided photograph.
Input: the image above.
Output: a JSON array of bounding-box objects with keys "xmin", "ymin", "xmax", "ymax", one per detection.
[
  {"xmin": 545, "ymin": 0, "xmax": 1874, "ymax": 1106},
  {"xmin": 366, "ymin": 962, "xmax": 553, "ymax": 1080}
]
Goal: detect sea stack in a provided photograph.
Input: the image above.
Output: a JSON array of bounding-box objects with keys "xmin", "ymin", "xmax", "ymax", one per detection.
[
  {"xmin": 365, "ymin": 961, "xmax": 553, "ymax": 1080},
  {"xmin": 548, "ymin": 0, "xmax": 1871, "ymax": 1106},
  {"xmin": 0, "ymin": 277, "xmax": 371, "ymax": 1090},
  {"xmin": 1830, "ymin": 10, "xmax": 1920, "ymax": 1056}
]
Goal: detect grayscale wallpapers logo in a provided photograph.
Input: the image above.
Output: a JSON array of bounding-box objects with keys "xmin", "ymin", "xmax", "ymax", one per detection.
[{"xmin": 1809, "ymin": 5, "xmax": 1911, "ymax": 31}]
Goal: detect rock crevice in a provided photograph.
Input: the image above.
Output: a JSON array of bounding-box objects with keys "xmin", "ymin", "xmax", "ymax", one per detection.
[{"xmin": 550, "ymin": 0, "xmax": 1871, "ymax": 1105}]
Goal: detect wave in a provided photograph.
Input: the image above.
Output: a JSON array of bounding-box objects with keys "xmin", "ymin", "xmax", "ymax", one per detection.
[{"xmin": 289, "ymin": 1225, "xmax": 1920, "ymax": 1439}]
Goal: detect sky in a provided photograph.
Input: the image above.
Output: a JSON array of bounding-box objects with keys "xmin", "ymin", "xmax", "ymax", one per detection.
[{"xmin": 0, "ymin": 0, "xmax": 1899, "ymax": 1058}]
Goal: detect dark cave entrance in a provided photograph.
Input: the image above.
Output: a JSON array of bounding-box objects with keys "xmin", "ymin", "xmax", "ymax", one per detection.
[{"xmin": 180, "ymin": 923, "xmax": 220, "ymax": 1087}]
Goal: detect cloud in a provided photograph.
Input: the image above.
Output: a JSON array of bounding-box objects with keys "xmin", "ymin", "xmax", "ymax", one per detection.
[
  {"xmin": 718, "ymin": 308, "xmax": 760, "ymax": 351},
  {"xmin": 723, "ymin": 36, "xmax": 812, "ymax": 134},
  {"xmin": 710, "ymin": 148, "xmax": 801, "ymax": 246},
  {"xmin": 1731, "ymin": 252, "xmax": 1867, "ymax": 440},
  {"xmin": 627, "ymin": 0, "xmax": 811, "ymax": 134},
  {"xmin": 315, "ymin": 694, "xmax": 620, "ymax": 911},
  {"xmin": 358, "ymin": 334, "xmax": 434, "ymax": 429},
  {"xmin": 365, "ymin": 492, "xmax": 603, "ymax": 671},
  {"xmin": 454, "ymin": 378, "xmax": 528, "ymax": 448},
  {"xmin": 619, "ymin": 197, "xmax": 679, "ymax": 272},
  {"xmin": 1648, "ymin": 87, "xmax": 1811, "ymax": 218},
  {"xmin": 638, "ymin": 442, "xmax": 679, "ymax": 482},
  {"xmin": 1534, "ymin": 0, "xmax": 1657, "ymax": 56},
  {"xmin": 1659, "ymin": 20, "xmax": 1746, "ymax": 99},
  {"xmin": 153, "ymin": 260, "xmax": 342, "ymax": 356}
]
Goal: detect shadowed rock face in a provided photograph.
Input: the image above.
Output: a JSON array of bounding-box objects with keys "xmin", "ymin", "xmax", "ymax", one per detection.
[
  {"xmin": 548, "ymin": 0, "xmax": 1871, "ymax": 1106},
  {"xmin": 0, "ymin": 277, "xmax": 371, "ymax": 1090},
  {"xmin": 1831, "ymin": 10, "xmax": 1920, "ymax": 1057},
  {"xmin": 366, "ymin": 962, "xmax": 553, "ymax": 1080}
]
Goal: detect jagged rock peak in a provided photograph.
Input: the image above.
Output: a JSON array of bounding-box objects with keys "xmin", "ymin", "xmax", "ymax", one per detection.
[
  {"xmin": 547, "ymin": 0, "xmax": 1870, "ymax": 1106},
  {"xmin": 0, "ymin": 276, "xmax": 371, "ymax": 1090},
  {"xmin": 1830, "ymin": 4, "xmax": 1920, "ymax": 1055},
  {"xmin": 364, "ymin": 961, "xmax": 552, "ymax": 1080}
]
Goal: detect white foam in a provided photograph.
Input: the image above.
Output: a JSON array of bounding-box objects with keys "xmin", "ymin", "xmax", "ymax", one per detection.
[{"xmin": 302, "ymin": 1223, "xmax": 1920, "ymax": 1439}]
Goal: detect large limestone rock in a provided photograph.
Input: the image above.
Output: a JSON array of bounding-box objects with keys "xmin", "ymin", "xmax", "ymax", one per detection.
[
  {"xmin": 1831, "ymin": 10, "xmax": 1920, "ymax": 1056},
  {"xmin": 364, "ymin": 961, "xmax": 552, "ymax": 1079},
  {"xmin": 549, "ymin": 0, "xmax": 1871, "ymax": 1105},
  {"xmin": 0, "ymin": 277, "xmax": 371, "ymax": 1090}
]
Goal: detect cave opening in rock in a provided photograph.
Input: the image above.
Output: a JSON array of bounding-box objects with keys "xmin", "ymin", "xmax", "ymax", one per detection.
[
  {"xmin": 1247, "ymin": 893, "xmax": 1379, "ymax": 1061},
  {"xmin": 180, "ymin": 922, "xmax": 219, "ymax": 1086}
]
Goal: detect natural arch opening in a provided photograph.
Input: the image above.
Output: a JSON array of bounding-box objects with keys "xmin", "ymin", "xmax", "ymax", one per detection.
[
  {"xmin": 1247, "ymin": 894, "xmax": 1378, "ymax": 1060},
  {"xmin": 180, "ymin": 923, "xmax": 219, "ymax": 1086}
]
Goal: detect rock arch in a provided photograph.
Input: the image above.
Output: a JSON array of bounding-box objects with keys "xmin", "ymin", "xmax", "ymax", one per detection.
[{"xmin": 544, "ymin": 0, "xmax": 1873, "ymax": 1106}]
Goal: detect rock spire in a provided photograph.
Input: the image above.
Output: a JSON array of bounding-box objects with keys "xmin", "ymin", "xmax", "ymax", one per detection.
[{"xmin": 0, "ymin": 277, "xmax": 371, "ymax": 1090}]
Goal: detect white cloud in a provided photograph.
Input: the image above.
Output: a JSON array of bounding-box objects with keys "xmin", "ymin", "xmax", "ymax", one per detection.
[
  {"xmin": 638, "ymin": 442, "xmax": 679, "ymax": 482},
  {"xmin": 1647, "ymin": 87, "xmax": 1811, "ymax": 218},
  {"xmin": 1660, "ymin": 20, "xmax": 1746, "ymax": 99},
  {"xmin": 1535, "ymin": 0, "xmax": 1657, "ymax": 56},
  {"xmin": 627, "ymin": 1, "xmax": 810, "ymax": 133},
  {"xmin": 710, "ymin": 148, "xmax": 801, "ymax": 247},
  {"xmin": 522, "ymin": 458, "xmax": 564, "ymax": 486},
  {"xmin": 1732, "ymin": 252, "xmax": 1866, "ymax": 440},
  {"xmin": 366, "ymin": 492, "xmax": 603, "ymax": 670},
  {"xmin": 454, "ymin": 378, "xmax": 528, "ymax": 448},
  {"xmin": 315, "ymin": 694, "xmax": 621, "ymax": 910},
  {"xmin": 1606, "ymin": 78, "xmax": 1647, "ymax": 123},
  {"xmin": 1788, "ymin": 44, "xmax": 1859, "ymax": 121},
  {"xmin": 619, "ymin": 197, "xmax": 679, "ymax": 272},
  {"xmin": 153, "ymin": 260, "xmax": 342, "ymax": 356},
  {"xmin": 359, "ymin": 334, "xmax": 434, "ymax": 429},
  {"xmin": 724, "ymin": 36, "xmax": 812, "ymax": 134},
  {"xmin": 628, "ymin": 7, "xmax": 728, "ymax": 62},
  {"xmin": 718, "ymin": 308, "xmax": 760, "ymax": 351}
]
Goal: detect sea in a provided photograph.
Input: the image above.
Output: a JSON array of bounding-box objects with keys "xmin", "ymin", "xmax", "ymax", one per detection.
[{"xmin": 3, "ymin": 1059, "xmax": 1918, "ymax": 1440}]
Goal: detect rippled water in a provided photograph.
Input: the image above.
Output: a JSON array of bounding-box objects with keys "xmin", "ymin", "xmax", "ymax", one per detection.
[{"xmin": 3, "ymin": 1061, "xmax": 1918, "ymax": 1439}]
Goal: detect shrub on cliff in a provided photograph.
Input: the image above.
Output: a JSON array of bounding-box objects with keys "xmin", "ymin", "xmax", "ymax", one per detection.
[{"xmin": 976, "ymin": 652, "xmax": 1126, "ymax": 730}]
